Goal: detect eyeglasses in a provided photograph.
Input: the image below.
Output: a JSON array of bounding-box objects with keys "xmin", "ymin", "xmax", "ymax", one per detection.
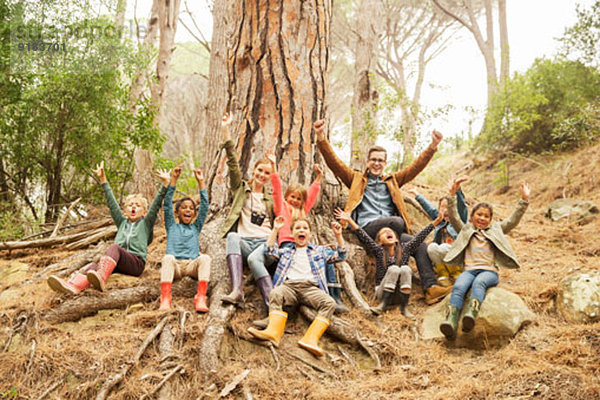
[{"xmin": 368, "ymin": 158, "xmax": 386, "ymax": 164}]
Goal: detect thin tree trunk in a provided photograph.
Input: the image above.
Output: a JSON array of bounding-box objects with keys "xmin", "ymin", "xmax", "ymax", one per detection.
[
  {"xmin": 350, "ymin": 0, "xmax": 380, "ymax": 170},
  {"xmin": 498, "ymin": 0, "xmax": 509, "ymax": 83}
]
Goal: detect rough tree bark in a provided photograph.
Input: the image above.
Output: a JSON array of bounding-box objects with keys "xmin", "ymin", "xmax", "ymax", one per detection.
[
  {"xmin": 199, "ymin": 0, "xmax": 336, "ymax": 373},
  {"xmin": 350, "ymin": 0, "xmax": 380, "ymax": 170}
]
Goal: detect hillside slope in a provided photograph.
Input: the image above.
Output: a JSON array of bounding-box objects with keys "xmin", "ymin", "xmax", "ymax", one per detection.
[{"xmin": 1, "ymin": 144, "xmax": 599, "ymax": 399}]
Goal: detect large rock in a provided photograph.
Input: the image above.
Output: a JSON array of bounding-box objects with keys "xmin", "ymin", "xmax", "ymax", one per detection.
[
  {"xmin": 547, "ymin": 198, "xmax": 599, "ymax": 224},
  {"xmin": 422, "ymin": 287, "xmax": 535, "ymax": 348},
  {"xmin": 556, "ymin": 272, "xmax": 600, "ymax": 323}
]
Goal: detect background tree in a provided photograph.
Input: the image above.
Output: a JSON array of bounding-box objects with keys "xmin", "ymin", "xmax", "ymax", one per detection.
[
  {"xmin": 432, "ymin": 0, "xmax": 508, "ymax": 106},
  {"xmin": 559, "ymin": 0, "xmax": 600, "ymax": 68}
]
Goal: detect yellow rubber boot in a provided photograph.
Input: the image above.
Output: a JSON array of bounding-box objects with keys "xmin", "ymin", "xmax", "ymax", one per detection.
[
  {"xmin": 447, "ymin": 264, "xmax": 462, "ymax": 282},
  {"xmin": 298, "ymin": 315, "xmax": 330, "ymax": 357},
  {"xmin": 434, "ymin": 263, "xmax": 452, "ymax": 287},
  {"xmin": 247, "ymin": 310, "xmax": 287, "ymax": 347}
]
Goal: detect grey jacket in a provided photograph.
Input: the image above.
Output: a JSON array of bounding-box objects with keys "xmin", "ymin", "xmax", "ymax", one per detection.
[{"xmin": 443, "ymin": 196, "xmax": 529, "ymax": 269}]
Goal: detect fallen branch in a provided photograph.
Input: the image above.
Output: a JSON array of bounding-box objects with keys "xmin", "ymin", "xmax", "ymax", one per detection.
[
  {"xmin": 65, "ymin": 226, "xmax": 117, "ymax": 250},
  {"xmin": 157, "ymin": 323, "xmax": 177, "ymax": 400},
  {"xmin": 43, "ymin": 279, "xmax": 197, "ymax": 324},
  {"xmin": 0, "ymin": 226, "xmax": 113, "ymax": 250},
  {"xmin": 289, "ymin": 353, "xmax": 337, "ymax": 378},
  {"xmin": 50, "ymin": 198, "xmax": 81, "ymax": 238},
  {"xmin": 268, "ymin": 343, "xmax": 280, "ymax": 372},
  {"xmin": 219, "ymin": 369, "xmax": 250, "ymax": 397},
  {"xmin": 336, "ymin": 344, "xmax": 356, "ymax": 368},
  {"xmin": 37, "ymin": 378, "xmax": 64, "ymax": 400},
  {"xmin": 95, "ymin": 315, "xmax": 171, "ymax": 400},
  {"xmin": 25, "ymin": 339, "xmax": 36, "ymax": 376},
  {"xmin": 178, "ymin": 311, "xmax": 191, "ymax": 350},
  {"xmin": 141, "ymin": 365, "xmax": 184, "ymax": 400}
]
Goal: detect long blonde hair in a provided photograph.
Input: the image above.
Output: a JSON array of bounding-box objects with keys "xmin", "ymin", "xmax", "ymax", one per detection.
[{"xmin": 285, "ymin": 184, "xmax": 308, "ymax": 220}]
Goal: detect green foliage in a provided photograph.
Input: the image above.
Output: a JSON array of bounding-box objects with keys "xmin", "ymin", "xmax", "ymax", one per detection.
[
  {"xmin": 0, "ymin": 0, "xmax": 164, "ymax": 222},
  {"xmin": 492, "ymin": 159, "xmax": 510, "ymax": 191},
  {"xmin": 479, "ymin": 58, "xmax": 600, "ymax": 153},
  {"xmin": 0, "ymin": 386, "xmax": 18, "ymax": 399},
  {"xmin": 559, "ymin": 0, "xmax": 600, "ymax": 67}
]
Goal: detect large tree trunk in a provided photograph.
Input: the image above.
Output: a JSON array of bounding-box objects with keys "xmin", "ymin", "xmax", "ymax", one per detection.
[
  {"xmin": 350, "ymin": 0, "xmax": 380, "ymax": 170},
  {"xmin": 201, "ymin": 0, "xmax": 231, "ymax": 179},
  {"xmin": 200, "ymin": 0, "xmax": 334, "ymax": 372},
  {"xmin": 207, "ymin": 0, "xmax": 332, "ymax": 209}
]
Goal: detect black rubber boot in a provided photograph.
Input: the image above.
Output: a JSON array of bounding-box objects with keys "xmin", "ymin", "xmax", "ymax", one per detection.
[
  {"xmin": 330, "ymin": 286, "xmax": 350, "ymax": 314},
  {"xmin": 371, "ymin": 290, "xmax": 394, "ymax": 315}
]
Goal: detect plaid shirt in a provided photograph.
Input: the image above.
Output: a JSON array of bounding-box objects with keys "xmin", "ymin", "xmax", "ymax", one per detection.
[{"xmin": 266, "ymin": 243, "xmax": 347, "ymax": 294}]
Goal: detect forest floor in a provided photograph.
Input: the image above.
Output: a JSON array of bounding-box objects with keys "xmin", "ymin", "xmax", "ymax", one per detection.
[{"xmin": 1, "ymin": 143, "xmax": 600, "ymax": 400}]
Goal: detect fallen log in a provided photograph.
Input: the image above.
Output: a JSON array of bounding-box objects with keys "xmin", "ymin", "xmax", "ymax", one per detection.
[
  {"xmin": 0, "ymin": 225, "xmax": 112, "ymax": 250},
  {"xmin": 43, "ymin": 279, "xmax": 197, "ymax": 324},
  {"xmin": 65, "ymin": 226, "xmax": 117, "ymax": 250}
]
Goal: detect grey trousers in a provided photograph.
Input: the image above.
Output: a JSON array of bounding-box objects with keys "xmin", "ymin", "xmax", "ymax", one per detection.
[{"xmin": 375, "ymin": 265, "xmax": 412, "ymax": 305}]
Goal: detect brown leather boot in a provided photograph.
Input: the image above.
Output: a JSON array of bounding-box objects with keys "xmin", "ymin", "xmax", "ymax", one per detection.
[{"xmin": 425, "ymin": 284, "xmax": 452, "ymax": 305}]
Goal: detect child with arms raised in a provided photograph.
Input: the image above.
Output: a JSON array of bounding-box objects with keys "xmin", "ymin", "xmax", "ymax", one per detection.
[
  {"xmin": 439, "ymin": 182, "xmax": 530, "ymax": 339},
  {"xmin": 220, "ymin": 113, "xmax": 275, "ymax": 307},
  {"xmin": 335, "ymin": 208, "xmax": 443, "ymax": 317},
  {"xmin": 47, "ymin": 161, "xmax": 168, "ymax": 294},
  {"xmin": 248, "ymin": 216, "xmax": 346, "ymax": 357},
  {"xmin": 267, "ymin": 154, "xmax": 347, "ymax": 313},
  {"xmin": 159, "ymin": 165, "xmax": 211, "ymax": 312},
  {"xmin": 407, "ymin": 176, "xmax": 469, "ymax": 286}
]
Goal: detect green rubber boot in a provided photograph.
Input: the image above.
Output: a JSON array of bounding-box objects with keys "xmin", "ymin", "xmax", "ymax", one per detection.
[
  {"xmin": 439, "ymin": 304, "xmax": 460, "ymax": 340},
  {"xmin": 462, "ymin": 298, "xmax": 481, "ymax": 333}
]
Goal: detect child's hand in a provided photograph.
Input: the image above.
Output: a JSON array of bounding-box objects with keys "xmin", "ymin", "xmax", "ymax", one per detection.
[
  {"xmin": 333, "ymin": 207, "xmax": 351, "ymax": 223},
  {"xmin": 406, "ymin": 187, "xmax": 419, "ymax": 198},
  {"xmin": 93, "ymin": 161, "xmax": 107, "ymax": 183},
  {"xmin": 314, "ymin": 164, "xmax": 324, "ymax": 179},
  {"xmin": 273, "ymin": 216, "xmax": 285, "ymax": 231},
  {"xmin": 156, "ymin": 169, "xmax": 171, "ymax": 186},
  {"xmin": 449, "ymin": 176, "xmax": 469, "ymax": 195},
  {"xmin": 431, "ymin": 129, "xmax": 443, "ymax": 148},
  {"xmin": 266, "ymin": 151, "xmax": 277, "ymax": 170},
  {"xmin": 433, "ymin": 212, "xmax": 444, "ymax": 226},
  {"xmin": 520, "ymin": 182, "xmax": 530, "ymax": 201},
  {"xmin": 313, "ymin": 119, "xmax": 326, "ymax": 141},
  {"xmin": 221, "ymin": 113, "xmax": 232, "ymax": 141},
  {"xmin": 331, "ymin": 221, "xmax": 343, "ymax": 236},
  {"xmin": 193, "ymin": 169, "xmax": 204, "ymax": 184},
  {"xmin": 171, "ymin": 165, "xmax": 183, "ymax": 181}
]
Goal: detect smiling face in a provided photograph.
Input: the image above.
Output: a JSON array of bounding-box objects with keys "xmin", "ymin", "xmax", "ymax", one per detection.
[
  {"xmin": 438, "ymin": 198, "xmax": 449, "ymax": 220},
  {"xmin": 376, "ymin": 227, "xmax": 399, "ymax": 247},
  {"xmin": 471, "ymin": 206, "xmax": 492, "ymax": 230},
  {"xmin": 124, "ymin": 198, "xmax": 147, "ymax": 222},
  {"xmin": 366, "ymin": 150, "xmax": 387, "ymax": 177},
  {"xmin": 286, "ymin": 190, "xmax": 304, "ymax": 209},
  {"xmin": 252, "ymin": 162, "xmax": 271, "ymax": 186},
  {"xmin": 291, "ymin": 220, "xmax": 312, "ymax": 247},
  {"xmin": 176, "ymin": 199, "xmax": 197, "ymax": 225}
]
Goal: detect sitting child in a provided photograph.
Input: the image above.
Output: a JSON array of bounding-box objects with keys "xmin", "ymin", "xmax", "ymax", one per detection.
[
  {"xmin": 159, "ymin": 165, "xmax": 211, "ymax": 312},
  {"xmin": 268, "ymin": 154, "xmax": 347, "ymax": 313},
  {"xmin": 407, "ymin": 176, "xmax": 469, "ymax": 286},
  {"xmin": 334, "ymin": 208, "xmax": 443, "ymax": 317},
  {"xmin": 248, "ymin": 216, "xmax": 346, "ymax": 357},
  {"xmin": 439, "ymin": 182, "xmax": 530, "ymax": 339},
  {"xmin": 47, "ymin": 161, "xmax": 168, "ymax": 294}
]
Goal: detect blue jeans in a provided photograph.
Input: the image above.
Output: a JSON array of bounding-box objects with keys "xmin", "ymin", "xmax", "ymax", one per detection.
[
  {"xmin": 449, "ymin": 269, "xmax": 498, "ymax": 309},
  {"xmin": 280, "ymin": 241, "xmax": 340, "ymax": 291},
  {"xmin": 226, "ymin": 232, "xmax": 272, "ymax": 279}
]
